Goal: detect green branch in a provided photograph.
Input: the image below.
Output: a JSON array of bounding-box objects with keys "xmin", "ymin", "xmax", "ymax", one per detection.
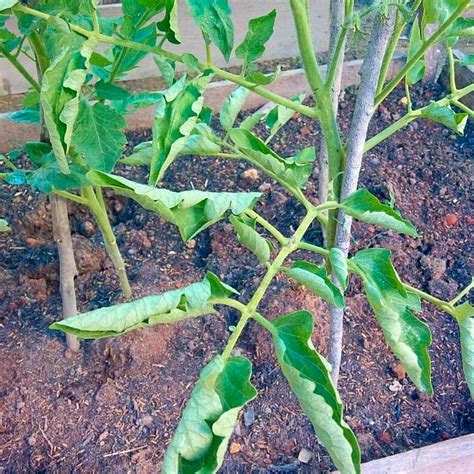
[
  {"xmin": 365, "ymin": 84, "xmax": 474, "ymax": 152},
  {"xmin": 0, "ymin": 43, "xmax": 40, "ymax": 92},
  {"xmin": 221, "ymin": 209, "xmax": 318, "ymax": 358},
  {"xmin": 13, "ymin": 4, "xmax": 317, "ymax": 119},
  {"xmin": 244, "ymin": 209, "xmax": 288, "ymax": 246},
  {"xmin": 375, "ymin": 0, "xmax": 470, "ymax": 107}
]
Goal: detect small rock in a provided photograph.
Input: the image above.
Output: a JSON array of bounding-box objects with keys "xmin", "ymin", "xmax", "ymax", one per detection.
[
  {"xmin": 466, "ymin": 216, "xmax": 474, "ymax": 225},
  {"xmin": 438, "ymin": 187, "xmax": 448, "ymax": 197},
  {"xmin": 392, "ymin": 363, "xmax": 407, "ymax": 381},
  {"xmin": 379, "ymin": 431, "xmax": 393, "ymax": 444},
  {"xmin": 186, "ymin": 239, "xmax": 197, "ymax": 250},
  {"xmin": 399, "ymin": 96, "xmax": 408, "ymax": 106},
  {"xmin": 240, "ymin": 169, "xmax": 260, "ymax": 183},
  {"xmin": 444, "ymin": 213, "xmax": 459, "ymax": 227},
  {"xmin": 440, "ymin": 431, "xmax": 450, "ymax": 441},
  {"xmin": 140, "ymin": 415, "xmax": 154, "ymax": 428},
  {"xmin": 388, "ymin": 380, "xmax": 403, "ymax": 393},
  {"xmin": 27, "ymin": 434, "xmax": 37, "ymax": 446},
  {"xmin": 81, "ymin": 221, "xmax": 95, "ymax": 237},
  {"xmin": 243, "ymin": 406, "xmax": 255, "ymax": 427},
  {"xmin": 298, "ymin": 448, "xmax": 313, "ymax": 464},
  {"xmin": 420, "ymin": 255, "xmax": 446, "ymax": 280},
  {"xmin": 258, "ymin": 182, "xmax": 272, "ymax": 193},
  {"xmin": 229, "ymin": 442, "xmax": 241, "ymax": 454},
  {"xmin": 299, "ymin": 126, "xmax": 311, "ymax": 137},
  {"xmin": 25, "ymin": 237, "xmax": 43, "ymax": 247},
  {"xmin": 270, "ymin": 191, "xmax": 287, "ymax": 206},
  {"xmin": 370, "ymin": 157, "xmax": 381, "ymax": 167}
]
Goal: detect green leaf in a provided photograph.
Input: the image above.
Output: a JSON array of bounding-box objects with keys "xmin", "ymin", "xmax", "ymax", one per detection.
[
  {"xmin": 157, "ymin": 0, "xmax": 181, "ymax": 44},
  {"xmin": 421, "ymin": 102, "xmax": 468, "ymax": 136},
  {"xmin": 163, "ymin": 355, "xmax": 257, "ymax": 473},
  {"xmin": 150, "ymin": 71, "xmax": 213, "ymax": 184},
  {"xmin": 220, "ymin": 86, "xmax": 250, "ymax": 131},
  {"xmin": 453, "ymin": 301, "xmax": 474, "ymax": 398},
  {"xmin": 155, "ymin": 56, "xmax": 176, "ymax": 86},
  {"xmin": 246, "ymin": 67, "xmax": 281, "ymax": 86},
  {"xmin": 423, "ymin": 0, "xmax": 459, "ymax": 26},
  {"xmin": 236, "ymin": 10, "xmax": 276, "ymax": 67},
  {"xmin": 29, "ymin": 152, "xmax": 89, "ymax": 193},
  {"xmin": 228, "ymin": 128, "xmax": 314, "ymax": 189},
  {"xmin": 40, "ymin": 38, "xmax": 96, "ymax": 173},
  {"xmin": 240, "ymin": 111, "xmax": 266, "ymax": 131},
  {"xmin": 0, "ymin": 218, "xmax": 11, "ymax": 232},
  {"xmin": 122, "ymin": 125, "xmax": 221, "ymax": 167},
  {"xmin": 95, "ymin": 81, "xmax": 131, "ymax": 101},
  {"xmin": 72, "ymin": 101, "xmax": 127, "ymax": 173},
  {"xmin": 51, "ymin": 272, "xmax": 237, "ymax": 339},
  {"xmin": 272, "ymin": 311, "xmax": 361, "ymax": 474},
  {"xmin": 341, "ymin": 188, "xmax": 419, "ymax": 237},
  {"xmin": 0, "ymin": 107, "xmax": 40, "ymax": 124},
  {"xmin": 406, "ymin": 17, "xmax": 425, "ymax": 86},
  {"xmin": 88, "ymin": 171, "xmax": 262, "ymax": 242},
  {"xmin": 229, "ymin": 215, "xmax": 271, "ymax": 264},
  {"xmin": 460, "ymin": 53, "xmax": 474, "ymax": 67},
  {"xmin": 329, "ymin": 248, "xmax": 349, "ymax": 290},
  {"xmin": 187, "ymin": 0, "xmax": 234, "ymax": 62},
  {"xmin": 0, "ymin": 0, "xmax": 17, "ymax": 12},
  {"xmin": 285, "ymin": 261, "xmax": 345, "ymax": 308},
  {"xmin": 351, "ymin": 248, "xmax": 433, "ymax": 393},
  {"xmin": 182, "ymin": 53, "xmax": 201, "ymax": 72},
  {"xmin": 265, "ymin": 94, "xmax": 304, "ymax": 137}
]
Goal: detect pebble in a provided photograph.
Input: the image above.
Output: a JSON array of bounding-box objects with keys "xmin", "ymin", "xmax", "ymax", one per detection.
[
  {"xmin": 258, "ymin": 182, "xmax": 272, "ymax": 193},
  {"xmin": 240, "ymin": 169, "xmax": 260, "ymax": 183},
  {"xmin": 244, "ymin": 406, "xmax": 255, "ymax": 427},
  {"xmin": 444, "ymin": 213, "xmax": 459, "ymax": 227},
  {"xmin": 229, "ymin": 442, "xmax": 242, "ymax": 454},
  {"xmin": 298, "ymin": 448, "xmax": 313, "ymax": 464},
  {"xmin": 140, "ymin": 415, "xmax": 154, "ymax": 428},
  {"xmin": 392, "ymin": 362, "xmax": 407, "ymax": 381},
  {"xmin": 380, "ymin": 431, "xmax": 393, "ymax": 444},
  {"xmin": 186, "ymin": 239, "xmax": 196, "ymax": 249}
]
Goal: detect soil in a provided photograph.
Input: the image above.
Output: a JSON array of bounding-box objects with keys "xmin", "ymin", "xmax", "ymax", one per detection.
[{"xmin": 0, "ymin": 83, "xmax": 473, "ymax": 473}]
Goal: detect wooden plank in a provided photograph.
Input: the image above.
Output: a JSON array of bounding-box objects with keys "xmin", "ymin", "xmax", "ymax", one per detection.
[
  {"xmin": 0, "ymin": 0, "xmax": 330, "ymax": 95},
  {"xmin": 336, "ymin": 434, "xmax": 474, "ymax": 474}
]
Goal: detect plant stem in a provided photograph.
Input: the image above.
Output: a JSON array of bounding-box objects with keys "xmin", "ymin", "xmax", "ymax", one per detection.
[
  {"xmin": 376, "ymin": 0, "xmax": 422, "ymax": 95},
  {"xmin": 320, "ymin": 0, "xmax": 348, "ymax": 245},
  {"xmin": 450, "ymin": 279, "xmax": 474, "ymax": 306},
  {"xmin": 297, "ymin": 241, "xmax": 330, "ymax": 257},
  {"xmin": 0, "ymin": 43, "xmax": 41, "ymax": 92},
  {"xmin": 448, "ymin": 47, "xmax": 457, "ymax": 93},
  {"xmin": 82, "ymin": 186, "xmax": 132, "ymax": 300},
  {"xmin": 53, "ymin": 190, "xmax": 87, "ymax": 206},
  {"xmin": 244, "ymin": 209, "xmax": 288, "ymax": 246},
  {"xmin": 365, "ymin": 84, "xmax": 474, "ymax": 152},
  {"xmin": 50, "ymin": 194, "xmax": 81, "ymax": 352},
  {"xmin": 221, "ymin": 210, "xmax": 317, "ymax": 358},
  {"xmin": 375, "ymin": 0, "xmax": 470, "ymax": 107},
  {"xmin": 328, "ymin": 9, "xmax": 396, "ymax": 383},
  {"xmin": 289, "ymin": 0, "xmax": 345, "ymax": 248},
  {"xmin": 12, "ymin": 4, "xmax": 317, "ymax": 119}
]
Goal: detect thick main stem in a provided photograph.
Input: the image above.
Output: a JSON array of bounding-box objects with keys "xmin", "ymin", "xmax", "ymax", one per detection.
[
  {"xmin": 50, "ymin": 195, "xmax": 80, "ymax": 352},
  {"xmin": 328, "ymin": 10, "xmax": 396, "ymax": 383},
  {"xmin": 319, "ymin": 0, "xmax": 347, "ymax": 243},
  {"xmin": 82, "ymin": 187, "xmax": 132, "ymax": 300}
]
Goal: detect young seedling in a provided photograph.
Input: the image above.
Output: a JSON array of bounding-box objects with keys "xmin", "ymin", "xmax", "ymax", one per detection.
[{"xmin": 1, "ymin": 0, "xmax": 473, "ymax": 472}]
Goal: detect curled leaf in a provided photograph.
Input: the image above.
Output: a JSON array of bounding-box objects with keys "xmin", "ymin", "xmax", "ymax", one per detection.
[
  {"xmin": 88, "ymin": 171, "xmax": 261, "ymax": 241},
  {"xmin": 351, "ymin": 249, "xmax": 433, "ymax": 393},
  {"xmin": 272, "ymin": 311, "xmax": 361, "ymax": 474},
  {"xmin": 51, "ymin": 272, "xmax": 237, "ymax": 339},
  {"xmin": 163, "ymin": 355, "xmax": 257, "ymax": 473},
  {"xmin": 341, "ymin": 188, "xmax": 419, "ymax": 237}
]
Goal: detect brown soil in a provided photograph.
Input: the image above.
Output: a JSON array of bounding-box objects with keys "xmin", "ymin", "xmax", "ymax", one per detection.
[{"xmin": 0, "ymin": 83, "xmax": 473, "ymax": 473}]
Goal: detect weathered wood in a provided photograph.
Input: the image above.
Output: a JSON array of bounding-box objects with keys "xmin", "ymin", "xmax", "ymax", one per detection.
[
  {"xmin": 349, "ymin": 434, "xmax": 474, "ymax": 474},
  {"xmin": 0, "ymin": 56, "xmax": 406, "ymax": 152},
  {"xmin": 0, "ymin": 0, "xmax": 330, "ymax": 95}
]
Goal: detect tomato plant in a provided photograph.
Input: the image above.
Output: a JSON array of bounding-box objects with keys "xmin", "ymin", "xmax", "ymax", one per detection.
[{"xmin": 1, "ymin": 0, "xmax": 473, "ymax": 472}]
